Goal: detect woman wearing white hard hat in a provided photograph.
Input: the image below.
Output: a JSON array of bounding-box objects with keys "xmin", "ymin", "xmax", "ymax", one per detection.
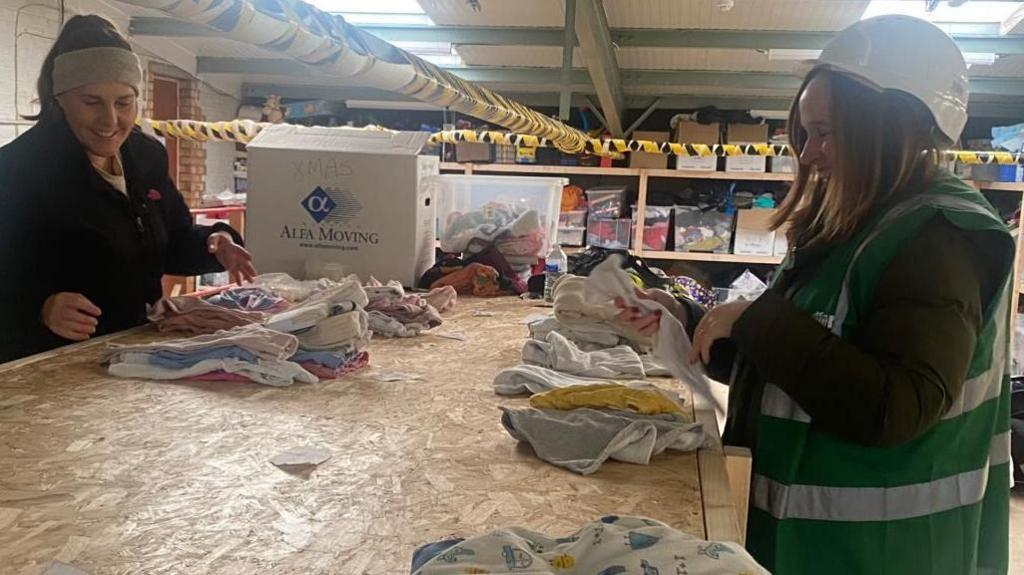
[{"xmin": 617, "ymin": 15, "xmax": 1012, "ymax": 574}]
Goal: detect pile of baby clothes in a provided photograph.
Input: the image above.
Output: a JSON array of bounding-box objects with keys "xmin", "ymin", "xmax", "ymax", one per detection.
[
  {"xmin": 104, "ymin": 324, "xmax": 317, "ymax": 386},
  {"xmin": 363, "ymin": 278, "xmax": 455, "ymax": 338},
  {"xmin": 411, "ymin": 515, "xmax": 769, "ymax": 574},
  {"xmin": 418, "ymin": 245, "xmax": 528, "ymax": 296},
  {"xmin": 147, "ymin": 296, "xmax": 266, "ymax": 334},
  {"xmin": 207, "ymin": 286, "xmax": 289, "ymax": 313},
  {"xmin": 436, "ymin": 202, "xmax": 547, "ymax": 291},
  {"xmin": 261, "ymin": 274, "xmax": 372, "ymax": 380},
  {"xmin": 495, "ymin": 374, "xmax": 704, "ymax": 474}
]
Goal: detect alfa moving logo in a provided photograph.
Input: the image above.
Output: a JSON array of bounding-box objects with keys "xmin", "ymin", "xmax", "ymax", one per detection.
[{"xmin": 301, "ymin": 186, "xmax": 362, "ymax": 225}]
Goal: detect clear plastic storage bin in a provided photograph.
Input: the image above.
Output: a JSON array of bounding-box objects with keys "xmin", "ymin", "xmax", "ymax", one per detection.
[
  {"xmin": 435, "ymin": 174, "xmax": 566, "ymax": 257},
  {"xmin": 557, "ymin": 227, "xmax": 586, "ymax": 247},
  {"xmin": 630, "ymin": 205, "xmax": 673, "ymax": 251},
  {"xmin": 586, "ymin": 186, "xmax": 628, "ymax": 219},
  {"xmin": 587, "ymin": 218, "xmax": 632, "ymax": 249},
  {"xmin": 674, "ymin": 205, "xmax": 734, "ymax": 253},
  {"xmin": 559, "ymin": 210, "xmax": 588, "ymax": 228}
]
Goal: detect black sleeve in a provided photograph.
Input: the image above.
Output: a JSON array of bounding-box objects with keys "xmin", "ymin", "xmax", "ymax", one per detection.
[
  {"xmin": 0, "ymin": 153, "xmax": 65, "ymax": 361},
  {"xmin": 677, "ymin": 295, "xmax": 738, "ymax": 383},
  {"xmin": 153, "ymin": 151, "xmax": 244, "ymax": 276},
  {"xmin": 730, "ymin": 217, "xmax": 1007, "ymax": 447}
]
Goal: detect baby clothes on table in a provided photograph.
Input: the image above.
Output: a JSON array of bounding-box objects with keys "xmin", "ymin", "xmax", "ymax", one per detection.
[
  {"xmin": 529, "ymin": 382, "xmax": 685, "ymax": 415},
  {"xmin": 108, "ymin": 353, "xmax": 317, "ymax": 387},
  {"xmin": 522, "ymin": 331, "xmax": 646, "ymax": 379},
  {"xmin": 208, "ymin": 286, "xmax": 289, "ymax": 312},
  {"xmin": 493, "ymin": 364, "xmax": 613, "ymax": 396},
  {"xmin": 295, "ymin": 309, "xmax": 370, "ymax": 351},
  {"xmin": 290, "ymin": 349, "xmax": 353, "ymax": 369},
  {"xmin": 364, "ymin": 277, "xmax": 406, "ymax": 301},
  {"xmin": 191, "ymin": 371, "xmax": 252, "ymax": 382},
  {"xmin": 298, "ymin": 351, "xmax": 369, "ymax": 380},
  {"xmin": 105, "ymin": 324, "xmax": 299, "ymax": 362},
  {"xmin": 147, "ymin": 296, "xmax": 265, "ymax": 334},
  {"xmin": 552, "ymin": 275, "xmax": 648, "ymax": 345},
  {"xmin": 586, "ymin": 255, "xmax": 719, "ymax": 411},
  {"xmin": 265, "ymin": 302, "xmax": 332, "ymax": 333},
  {"xmin": 527, "ymin": 316, "xmax": 626, "ymax": 351},
  {"xmin": 253, "ymin": 272, "xmax": 340, "ymax": 303},
  {"xmin": 422, "ymin": 285, "xmax": 457, "ymax": 313},
  {"xmin": 148, "ymin": 345, "xmax": 259, "ymax": 369},
  {"xmin": 411, "ymin": 515, "xmax": 768, "ymax": 575},
  {"xmin": 368, "ymin": 311, "xmax": 422, "ymax": 338},
  {"xmin": 429, "ymin": 263, "xmax": 505, "ymax": 297},
  {"xmin": 366, "ymin": 295, "xmax": 442, "ymax": 330},
  {"xmin": 500, "ymin": 407, "xmax": 705, "ymax": 475}
]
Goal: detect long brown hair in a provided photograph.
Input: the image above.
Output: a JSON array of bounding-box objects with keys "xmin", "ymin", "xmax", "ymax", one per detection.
[
  {"xmin": 25, "ymin": 14, "xmax": 133, "ymax": 123},
  {"xmin": 773, "ymin": 69, "xmax": 947, "ymax": 246}
]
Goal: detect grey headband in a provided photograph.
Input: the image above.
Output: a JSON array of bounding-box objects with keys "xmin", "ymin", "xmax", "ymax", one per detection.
[{"xmin": 52, "ymin": 46, "xmax": 143, "ymax": 96}]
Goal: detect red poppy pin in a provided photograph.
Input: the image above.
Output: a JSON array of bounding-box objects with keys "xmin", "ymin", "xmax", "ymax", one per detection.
[{"xmin": 147, "ymin": 189, "xmax": 162, "ymax": 201}]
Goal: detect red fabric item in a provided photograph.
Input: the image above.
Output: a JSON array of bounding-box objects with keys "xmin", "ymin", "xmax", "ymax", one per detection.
[
  {"xmin": 429, "ymin": 263, "xmax": 504, "ymax": 297},
  {"xmin": 299, "ymin": 351, "xmax": 370, "ymax": 380}
]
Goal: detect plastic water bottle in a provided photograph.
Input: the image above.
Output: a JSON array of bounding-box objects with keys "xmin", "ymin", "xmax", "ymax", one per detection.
[{"xmin": 543, "ymin": 244, "xmax": 568, "ymax": 302}]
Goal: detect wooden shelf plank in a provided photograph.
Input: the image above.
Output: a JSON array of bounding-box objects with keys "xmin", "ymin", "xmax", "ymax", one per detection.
[
  {"xmin": 646, "ymin": 168, "xmax": 794, "ymax": 181},
  {"xmin": 440, "ymin": 162, "xmax": 640, "ymax": 176},
  {"xmin": 639, "ymin": 250, "xmax": 784, "ymax": 264},
  {"xmin": 966, "ymin": 180, "xmax": 1024, "ymax": 192}
]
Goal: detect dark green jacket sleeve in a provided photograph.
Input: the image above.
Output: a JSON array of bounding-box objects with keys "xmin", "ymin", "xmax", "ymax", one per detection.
[{"xmin": 730, "ymin": 215, "xmax": 1003, "ymax": 448}]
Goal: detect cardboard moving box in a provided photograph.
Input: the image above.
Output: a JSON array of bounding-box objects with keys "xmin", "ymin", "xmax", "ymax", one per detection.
[
  {"xmin": 629, "ymin": 130, "xmax": 669, "ymax": 169},
  {"xmin": 674, "ymin": 121, "xmax": 720, "ymax": 172},
  {"xmin": 733, "ymin": 208, "xmax": 777, "ymax": 256},
  {"xmin": 726, "ymin": 123, "xmax": 770, "ymax": 173},
  {"xmin": 246, "ymin": 125, "xmax": 438, "ymax": 287}
]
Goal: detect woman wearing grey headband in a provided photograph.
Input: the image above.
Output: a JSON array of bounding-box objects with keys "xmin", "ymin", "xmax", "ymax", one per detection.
[{"xmin": 0, "ymin": 15, "xmax": 256, "ymax": 361}]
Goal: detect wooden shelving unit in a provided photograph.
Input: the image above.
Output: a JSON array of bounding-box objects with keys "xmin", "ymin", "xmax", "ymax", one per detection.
[{"xmin": 441, "ymin": 162, "xmax": 1024, "ymax": 306}]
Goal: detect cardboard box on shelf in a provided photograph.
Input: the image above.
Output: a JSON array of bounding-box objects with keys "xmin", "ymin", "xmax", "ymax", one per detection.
[
  {"xmin": 455, "ymin": 141, "xmax": 491, "ymax": 163},
  {"xmin": 770, "ymin": 156, "xmax": 795, "ymax": 173},
  {"xmin": 774, "ymin": 221, "xmax": 790, "ymax": 257},
  {"xmin": 726, "ymin": 123, "xmax": 769, "ymax": 173},
  {"xmin": 629, "ymin": 130, "xmax": 669, "ymax": 169},
  {"xmin": 246, "ymin": 125, "xmax": 438, "ymax": 287},
  {"xmin": 674, "ymin": 121, "xmax": 720, "ymax": 171},
  {"xmin": 733, "ymin": 208, "xmax": 777, "ymax": 256}
]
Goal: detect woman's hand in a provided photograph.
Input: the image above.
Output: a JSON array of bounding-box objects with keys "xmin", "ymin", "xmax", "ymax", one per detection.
[
  {"xmin": 613, "ymin": 288, "xmax": 687, "ymax": 337},
  {"xmin": 41, "ymin": 292, "xmax": 101, "ymax": 341},
  {"xmin": 208, "ymin": 232, "xmax": 257, "ymax": 285},
  {"xmin": 689, "ymin": 301, "xmax": 752, "ymax": 365}
]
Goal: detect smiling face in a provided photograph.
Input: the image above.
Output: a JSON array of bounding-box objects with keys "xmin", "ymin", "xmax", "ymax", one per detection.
[
  {"xmin": 797, "ymin": 73, "xmax": 833, "ymax": 177},
  {"xmin": 56, "ymin": 82, "xmax": 137, "ymax": 170}
]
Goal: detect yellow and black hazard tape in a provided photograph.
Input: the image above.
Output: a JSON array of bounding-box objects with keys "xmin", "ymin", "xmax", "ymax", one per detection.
[
  {"xmin": 137, "ymin": 118, "xmax": 265, "ymax": 144},
  {"xmin": 135, "ymin": 121, "xmax": 1024, "ymax": 166}
]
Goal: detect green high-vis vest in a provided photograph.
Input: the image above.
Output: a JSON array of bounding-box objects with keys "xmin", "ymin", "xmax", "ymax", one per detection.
[{"xmin": 747, "ymin": 174, "xmax": 1013, "ymax": 575}]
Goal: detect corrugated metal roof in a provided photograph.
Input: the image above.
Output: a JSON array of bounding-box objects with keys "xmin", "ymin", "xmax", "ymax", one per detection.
[
  {"xmin": 456, "ymin": 46, "xmax": 581, "ymax": 67},
  {"xmin": 419, "ymin": 0, "xmax": 564, "ymax": 27},
  {"xmin": 174, "ymin": 38, "xmax": 281, "ymax": 60},
  {"xmin": 604, "ymin": 0, "xmax": 869, "ymax": 31},
  {"xmin": 617, "ymin": 48, "xmax": 797, "ymax": 72}
]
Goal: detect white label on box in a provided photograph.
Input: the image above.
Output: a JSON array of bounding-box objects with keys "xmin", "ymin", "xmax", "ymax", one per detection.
[
  {"xmin": 676, "ymin": 155, "xmax": 718, "ymax": 172},
  {"xmin": 734, "ymin": 229, "xmax": 776, "ymax": 256},
  {"xmin": 726, "ymin": 155, "xmax": 768, "ymax": 173}
]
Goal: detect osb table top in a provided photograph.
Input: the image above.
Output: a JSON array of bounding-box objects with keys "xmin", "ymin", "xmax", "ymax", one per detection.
[{"xmin": 0, "ymin": 297, "xmax": 736, "ymax": 575}]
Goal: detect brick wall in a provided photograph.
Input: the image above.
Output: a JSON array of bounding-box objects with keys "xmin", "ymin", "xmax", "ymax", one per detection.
[
  {"xmin": 145, "ymin": 66, "xmax": 207, "ymax": 207},
  {"xmin": 176, "ymin": 79, "xmax": 206, "ymax": 208}
]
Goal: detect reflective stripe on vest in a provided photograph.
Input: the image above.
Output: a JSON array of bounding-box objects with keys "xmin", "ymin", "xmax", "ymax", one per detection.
[{"xmin": 751, "ymin": 430, "xmax": 1012, "ymax": 522}]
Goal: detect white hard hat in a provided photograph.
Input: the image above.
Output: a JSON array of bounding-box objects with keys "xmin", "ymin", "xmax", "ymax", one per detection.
[{"xmin": 803, "ymin": 15, "xmax": 969, "ymax": 142}]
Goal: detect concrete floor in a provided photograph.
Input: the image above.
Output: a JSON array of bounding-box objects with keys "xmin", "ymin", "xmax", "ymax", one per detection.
[{"xmin": 1011, "ymin": 485, "xmax": 1023, "ymax": 574}]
